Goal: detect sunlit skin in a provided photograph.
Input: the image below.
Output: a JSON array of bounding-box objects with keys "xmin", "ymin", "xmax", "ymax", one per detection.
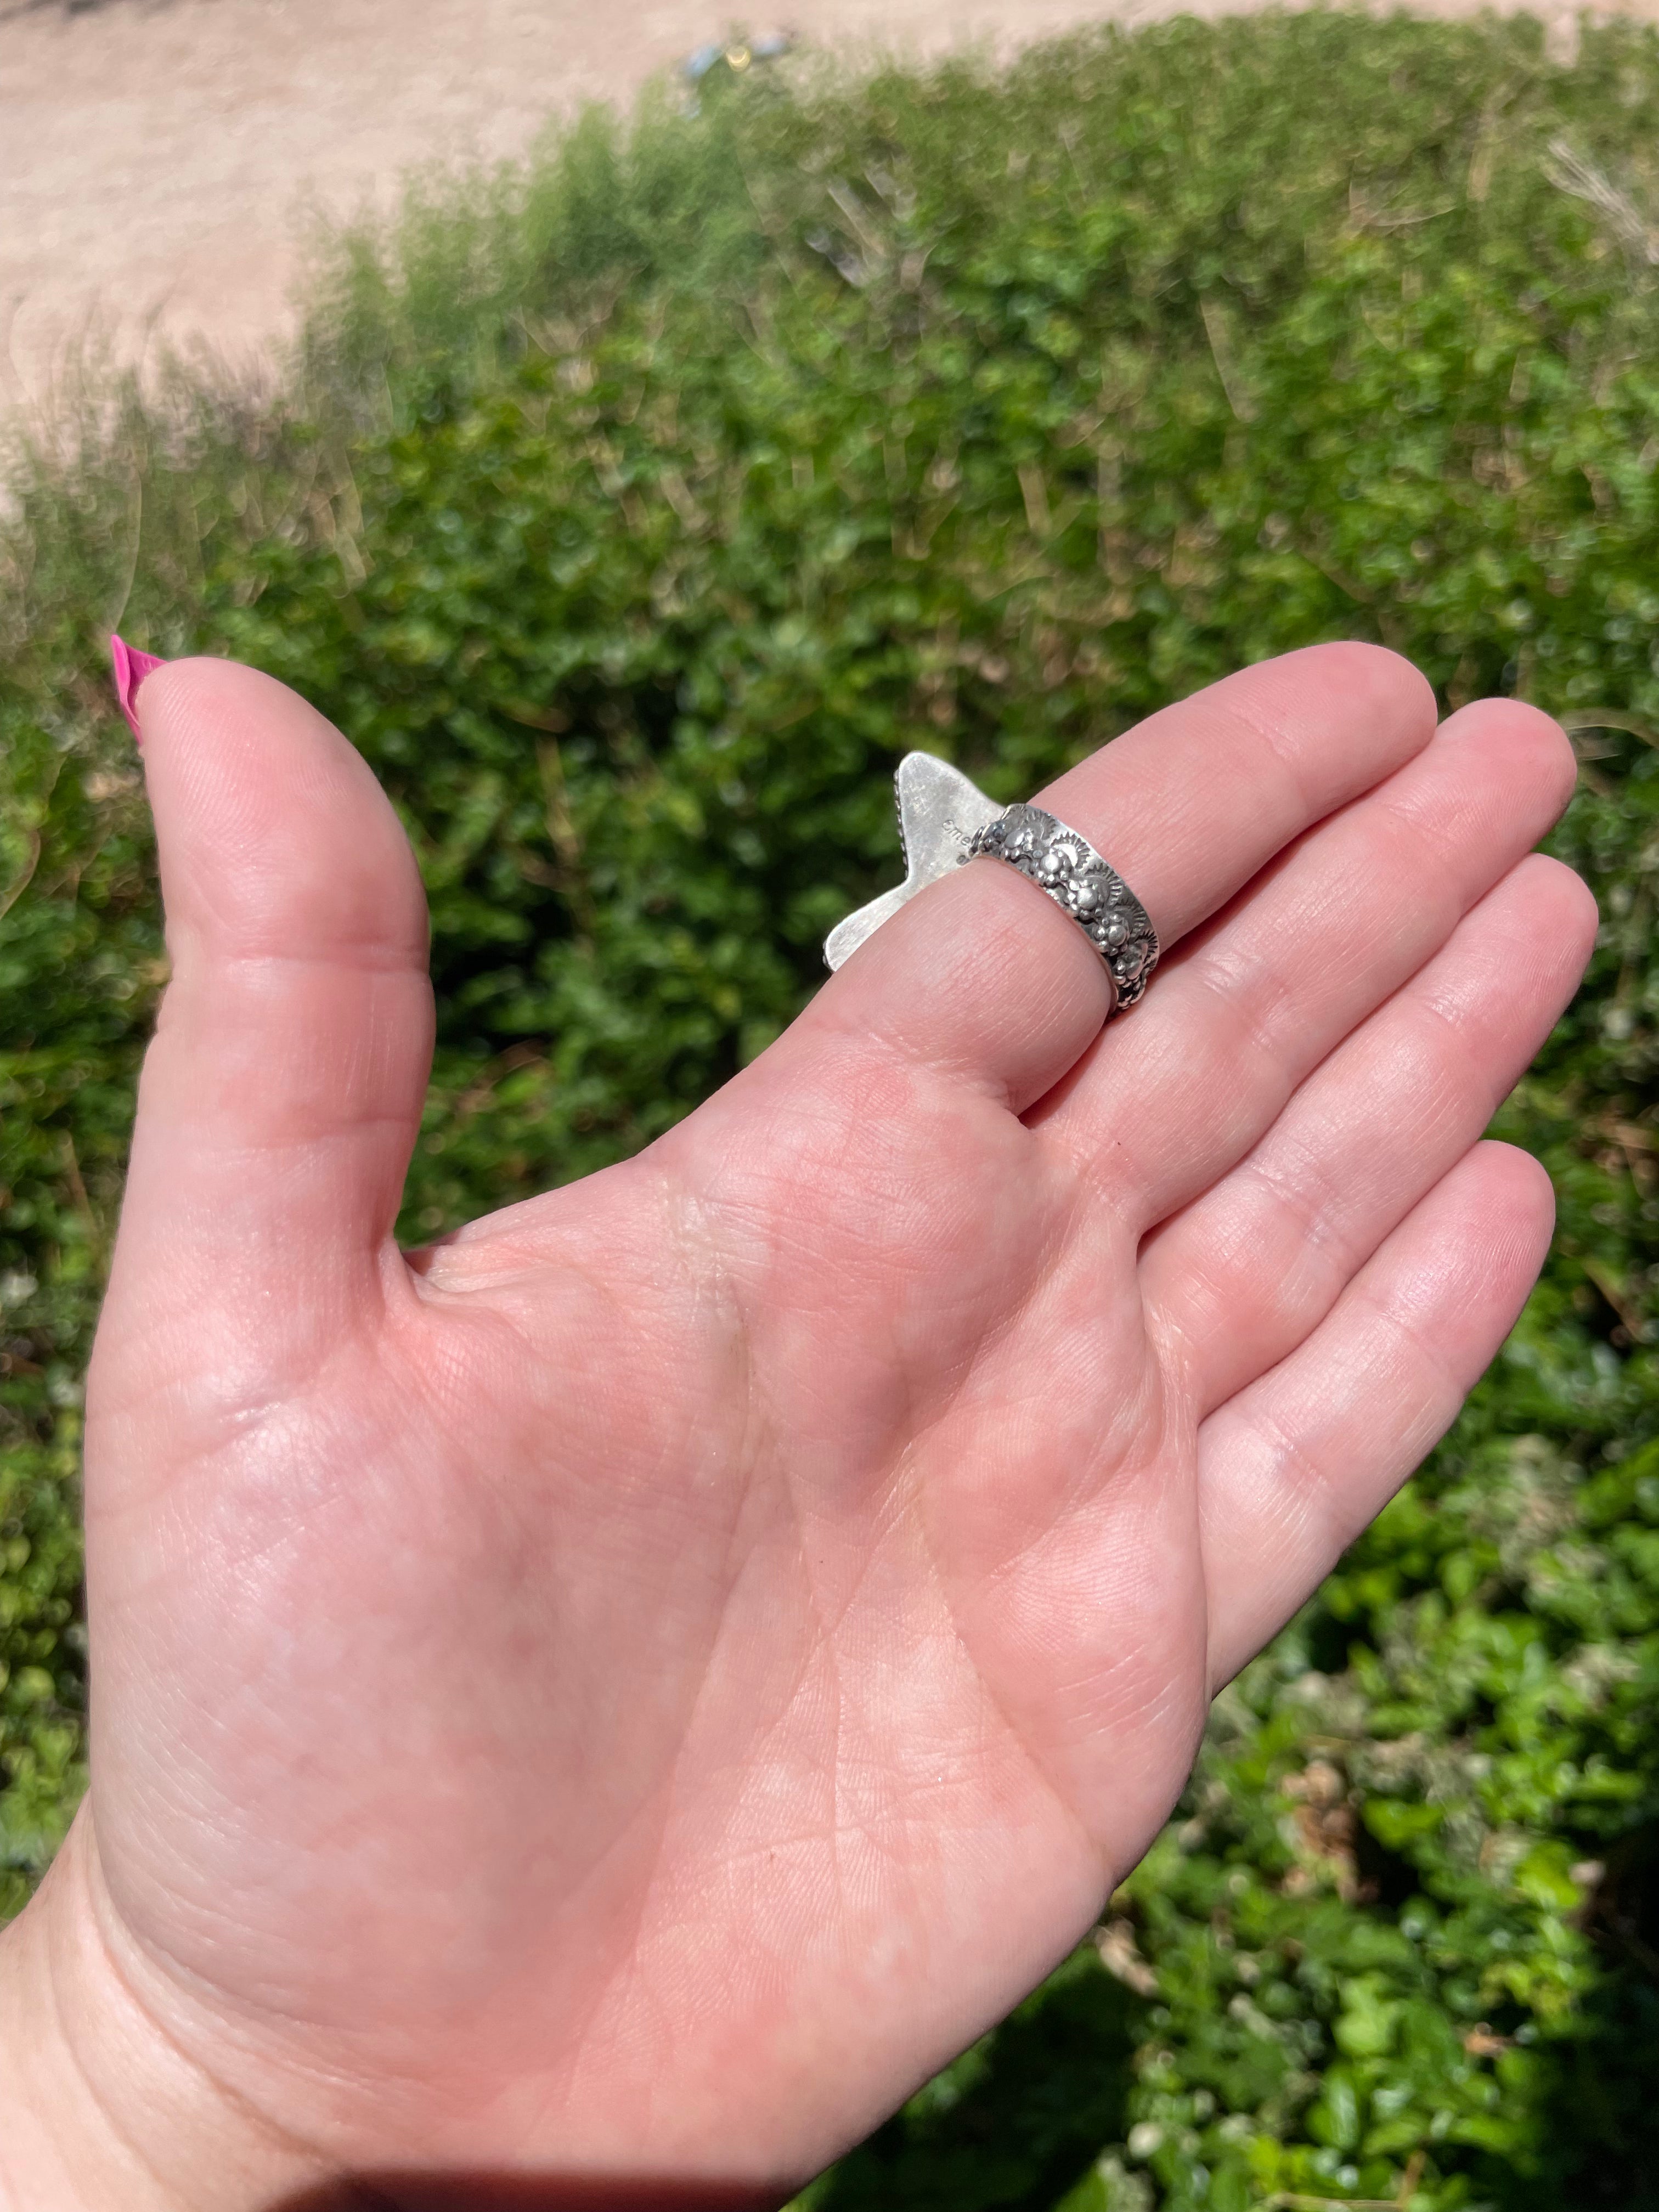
[{"xmin": 0, "ymin": 646, "xmax": 1594, "ymax": 2209}]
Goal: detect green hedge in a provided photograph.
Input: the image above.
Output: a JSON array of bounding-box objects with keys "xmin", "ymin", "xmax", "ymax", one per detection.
[{"xmin": 4, "ymin": 11, "xmax": 1659, "ymax": 2202}]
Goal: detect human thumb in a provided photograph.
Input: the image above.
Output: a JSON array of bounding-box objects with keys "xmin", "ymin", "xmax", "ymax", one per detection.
[{"xmin": 94, "ymin": 654, "xmax": 434, "ymax": 1426}]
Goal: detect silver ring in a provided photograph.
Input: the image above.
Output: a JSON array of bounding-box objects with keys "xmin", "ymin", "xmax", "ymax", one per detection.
[
  {"xmin": 822, "ymin": 752, "xmax": 1159, "ymax": 1013},
  {"xmin": 968, "ymin": 802, "xmax": 1159, "ymax": 1008}
]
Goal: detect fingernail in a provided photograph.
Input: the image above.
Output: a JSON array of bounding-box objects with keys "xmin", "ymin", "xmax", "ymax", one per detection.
[{"xmin": 110, "ymin": 635, "xmax": 168, "ymax": 744}]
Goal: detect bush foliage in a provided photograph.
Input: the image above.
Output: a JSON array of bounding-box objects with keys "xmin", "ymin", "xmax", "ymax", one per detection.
[{"xmin": 4, "ymin": 10, "xmax": 1659, "ymax": 2203}]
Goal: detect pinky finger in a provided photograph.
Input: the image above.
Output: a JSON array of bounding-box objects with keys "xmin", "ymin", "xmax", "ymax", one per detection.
[{"xmin": 1197, "ymin": 1140, "xmax": 1556, "ymax": 1691}]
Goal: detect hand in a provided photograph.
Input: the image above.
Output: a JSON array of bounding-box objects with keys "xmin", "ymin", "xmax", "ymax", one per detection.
[{"xmin": 0, "ymin": 646, "xmax": 1591, "ymax": 2210}]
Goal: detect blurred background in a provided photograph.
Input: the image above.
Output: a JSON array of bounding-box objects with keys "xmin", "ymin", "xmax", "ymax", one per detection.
[
  {"xmin": 5, "ymin": 4, "xmax": 1659, "ymax": 2207},
  {"xmin": 0, "ymin": 0, "xmax": 1599, "ymax": 399}
]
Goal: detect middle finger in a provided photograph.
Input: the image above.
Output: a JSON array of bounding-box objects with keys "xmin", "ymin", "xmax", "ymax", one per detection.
[{"xmin": 1036, "ymin": 697, "xmax": 1576, "ymax": 1225}]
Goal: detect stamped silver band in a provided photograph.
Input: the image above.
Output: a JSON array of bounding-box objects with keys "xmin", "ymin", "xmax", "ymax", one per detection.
[
  {"xmin": 823, "ymin": 752, "xmax": 1160, "ymax": 1014},
  {"xmin": 968, "ymin": 802, "xmax": 1159, "ymax": 1008}
]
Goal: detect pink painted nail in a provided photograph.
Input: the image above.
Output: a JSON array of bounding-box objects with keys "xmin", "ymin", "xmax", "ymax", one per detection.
[{"xmin": 110, "ymin": 635, "xmax": 168, "ymax": 743}]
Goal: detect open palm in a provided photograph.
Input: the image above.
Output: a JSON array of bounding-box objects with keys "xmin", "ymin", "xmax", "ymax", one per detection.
[{"xmin": 49, "ymin": 646, "xmax": 1589, "ymax": 2205}]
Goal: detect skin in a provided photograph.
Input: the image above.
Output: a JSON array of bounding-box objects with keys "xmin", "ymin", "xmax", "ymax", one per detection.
[{"xmin": 0, "ymin": 645, "xmax": 1595, "ymax": 2210}]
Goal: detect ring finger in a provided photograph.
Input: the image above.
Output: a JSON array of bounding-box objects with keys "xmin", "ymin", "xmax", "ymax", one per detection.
[{"xmin": 1139, "ymin": 850, "xmax": 1597, "ymax": 1414}]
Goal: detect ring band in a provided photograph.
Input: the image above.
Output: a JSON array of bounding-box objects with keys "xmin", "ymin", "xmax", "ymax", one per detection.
[
  {"xmin": 968, "ymin": 802, "xmax": 1159, "ymax": 1008},
  {"xmin": 822, "ymin": 752, "xmax": 1159, "ymax": 1014}
]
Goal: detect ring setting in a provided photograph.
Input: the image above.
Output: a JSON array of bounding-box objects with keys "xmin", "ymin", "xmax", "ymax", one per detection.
[
  {"xmin": 823, "ymin": 753, "xmax": 1159, "ymax": 1012},
  {"xmin": 968, "ymin": 802, "xmax": 1158, "ymax": 1007}
]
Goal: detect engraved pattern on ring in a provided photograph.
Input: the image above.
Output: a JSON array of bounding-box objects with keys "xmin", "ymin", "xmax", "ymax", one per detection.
[{"xmin": 968, "ymin": 802, "xmax": 1160, "ymax": 1008}]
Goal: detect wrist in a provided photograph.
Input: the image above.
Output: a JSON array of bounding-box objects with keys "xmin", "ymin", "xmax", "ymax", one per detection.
[
  {"xmin": 0, "ymin": 1812, "xmax": 329, "ymax": 2212},
  {"xmin": 2, "ymin": 1818, "xmax": 799, "ymax": 2212}
]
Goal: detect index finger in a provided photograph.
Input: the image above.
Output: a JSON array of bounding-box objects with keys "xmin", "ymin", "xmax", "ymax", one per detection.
[{"xmin": 803, "ymin": 642, "xmax": 1438, "ymax": 1111}]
